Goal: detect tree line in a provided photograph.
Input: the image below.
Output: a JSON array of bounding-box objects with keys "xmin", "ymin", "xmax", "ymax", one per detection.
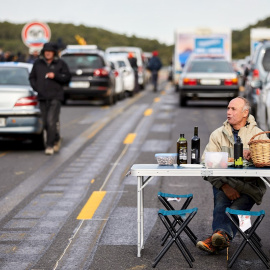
[{"xmin": 1, "ymin": 17, "xmax": 270, "ymax": 64}]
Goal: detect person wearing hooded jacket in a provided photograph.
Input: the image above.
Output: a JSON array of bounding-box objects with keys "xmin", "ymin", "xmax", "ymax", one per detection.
[
  {"xmin": 196, "ymin": 96, "xmax": 268, "ymax": 255},
  {"xmin": 29, "ymin": 42, "xmax": 71, "ymax": 155}
]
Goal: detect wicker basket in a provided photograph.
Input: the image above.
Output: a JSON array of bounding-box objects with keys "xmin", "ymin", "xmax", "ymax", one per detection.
[{"xmin": 248, "ymin": 131, "xmax": 270, "ymax": 167}]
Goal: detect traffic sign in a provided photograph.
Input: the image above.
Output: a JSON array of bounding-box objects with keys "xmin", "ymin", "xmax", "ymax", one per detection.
[{"xmin": 21, "ymin": 21, "xmax": 51, "ymax": 49}]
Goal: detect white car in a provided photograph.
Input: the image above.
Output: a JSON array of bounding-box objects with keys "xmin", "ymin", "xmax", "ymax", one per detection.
[
  {"xmin": 107, "ymin": 57, "xmax": 125, "ymax": 100},
  {"xmin": 105, "ymin": 46, "xmax": 146, "ymax": 89},
  {"xmin": 106, "ymin": 54, "xmax": 135, "ymax": 96},
  {"xmin": 254, "ymin": 46, "xmax": 270, "ymax": 131}
]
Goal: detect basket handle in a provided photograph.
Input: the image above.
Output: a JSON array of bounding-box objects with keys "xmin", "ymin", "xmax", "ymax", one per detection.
[{"xmin": 249, "ymin": 131, "xmax": 270, "ymax": 143}]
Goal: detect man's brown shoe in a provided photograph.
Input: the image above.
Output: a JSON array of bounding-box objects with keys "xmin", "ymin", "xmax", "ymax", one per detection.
[
  {"xmin": 196, "ymin": 236, "xmax": 218, "ymax": 254},
  {"xmin": 212, "ymin": 230, "xmax": 230, "ymax": 250}
]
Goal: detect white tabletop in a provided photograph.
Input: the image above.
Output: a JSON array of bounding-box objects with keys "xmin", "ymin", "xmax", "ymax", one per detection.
[{"xmin": 130, "ymin": 164, "xmax": 270, "ymax": 178}]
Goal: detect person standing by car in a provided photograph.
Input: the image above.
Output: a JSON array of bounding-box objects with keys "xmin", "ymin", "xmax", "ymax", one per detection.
[
  {"xmin": 29, "ymin": 42, "xmax": 71, "ymax": 155},
  {"xmin": 147, "ymin": 51, "xmax": 162, "ymax": 92},
  {"xmin": 128, "ymin": 52, "xmax": 139, "ymax": 93}
]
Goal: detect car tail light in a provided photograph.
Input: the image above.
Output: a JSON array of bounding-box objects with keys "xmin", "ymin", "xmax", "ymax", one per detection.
[
  {"xmin": 94, "ymin": 68, "xmax": 109, "ymax": 77},
  {"xmin": 224, "ymin": 78, "xmax": 238, "ymax": 85},
  {"xmin": 14, "ymin": 96, "xmax": 38, "ymax": 106},
  {"xmin": 253, "ymin": 69, "xmax": 259, "ymax": 79},
  {"xmin": 183, "ymin": 78, "xmax": 197, "ymax": 85},
  {"xmin": 113, "ymin": 70, "xmax": 119, "ymax": 77}
]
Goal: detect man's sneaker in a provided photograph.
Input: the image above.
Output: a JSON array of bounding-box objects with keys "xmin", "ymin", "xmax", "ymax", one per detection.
[
  {"xmin": 53, "ymin": 138, "xmax": 62, "ymax": 152},
  {"xmin": 196, "ymin": 236, "xmax": 218, "ymax": 254},
  {"xmin": 45, "ymin": 147, "xmax": 54, "ymax": 155},
  {"xmin": 212, "ymin": 230, "xmax": 230, "ymax": 250}
]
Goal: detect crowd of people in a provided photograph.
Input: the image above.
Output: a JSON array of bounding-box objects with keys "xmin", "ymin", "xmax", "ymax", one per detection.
[{"xmin": 0, "ymin": 48, "xmax": 40, "ymax": 63}]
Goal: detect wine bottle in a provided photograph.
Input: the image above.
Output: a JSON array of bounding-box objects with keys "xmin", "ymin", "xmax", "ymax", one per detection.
[
  {"xmin": 234, "ymin": 135, "xmax": 243, "ymax": 168},
  {"xmin": 191, "ymin": 126, "xmax": 200, "ymax": 164},
  {"xmin": 177, "ymin": 134, "xmax": 187, "ymax": 165}
]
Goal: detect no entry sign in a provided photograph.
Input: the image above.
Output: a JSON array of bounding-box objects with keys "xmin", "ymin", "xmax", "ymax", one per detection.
[{"xmin": 22, "ymin": 21, "xmax": 51, "ymax": 49}]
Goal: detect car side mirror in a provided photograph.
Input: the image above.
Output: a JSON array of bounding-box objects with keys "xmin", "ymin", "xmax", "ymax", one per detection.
[{"xmin": 250, "ymin": 80, "xmax": 262, "ymax": 88}]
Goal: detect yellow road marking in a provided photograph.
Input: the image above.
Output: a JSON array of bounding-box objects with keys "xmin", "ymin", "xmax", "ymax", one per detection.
[
  {"xmin": 77, "ymin": 191, "xmax": 106, "ymax": 220},
  {"xmin": 123, "ymin": 133, "xmax": 136, "ymax": 144},
  {"xmin": 154, "ymin": 97, "xmax": 160, "ymax": 102},
  {"xmin": 0, "ymin": 152, "xmax": 8, "ymax": 157},
  {"xmin": 144, "ymin": 108, "xmax": 153, "ymax": 116}
]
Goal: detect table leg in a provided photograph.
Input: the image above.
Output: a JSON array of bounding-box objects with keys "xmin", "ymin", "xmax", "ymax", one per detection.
[
  {"xmin": 141, "ymin": 176, "xmax": 144, "ymax": 250},
  {"xmin": 137, "ymin": 176, "xmax": 142, "ymax": 257}
]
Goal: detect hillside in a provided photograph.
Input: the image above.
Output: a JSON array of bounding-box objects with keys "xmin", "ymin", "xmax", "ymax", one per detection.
[
  {"xmin": 0, "ymin": 21, "xmax": 173, "ymax": 65},
  {"xmin": 232, "ymin": 16, "xmax": 270, "ymax": 59},
  {"xmin": 1, "ymin": 17, "xmax": 270, "ymax": 63}
]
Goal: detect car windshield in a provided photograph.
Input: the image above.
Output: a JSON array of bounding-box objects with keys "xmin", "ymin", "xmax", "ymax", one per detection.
[
  {"xmin": 62, "ymin": 54, "xmax": 104, "ymax": 69},
  {"xmin": 187, "ymin": 60, "xmax": 233, "ymax": 73},
  {"xmin": 0, "ymin": 67, "xmax": 30, "ymax": 85},
  {"xmin": 117, "ymin": 61, "xmax": 126, "ymax": 68}
]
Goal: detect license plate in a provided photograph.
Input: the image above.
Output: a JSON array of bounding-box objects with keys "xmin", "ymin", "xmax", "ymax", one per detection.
[
  {"xmin": 0, "ymin": 118, "xmax": 6, "ymax": 127},
  {"xmin": 200, "ymin": 79, "xmax": 221, "ymax": 85},
  {"xmin": 69, "ymin": 81, "xmax": 90, "ymax": 88}
]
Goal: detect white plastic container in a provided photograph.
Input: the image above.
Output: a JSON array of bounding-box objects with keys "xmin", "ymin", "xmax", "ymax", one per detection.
[
  {"xmin": 155, "ymin": 153, "xmax": 177, "ymax": 166},
  {"xmin": 205, "ymin": 152, "xmax": 228, "ymax": 168}
]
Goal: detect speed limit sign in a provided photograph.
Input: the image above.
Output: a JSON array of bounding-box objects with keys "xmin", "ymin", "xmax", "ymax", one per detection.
[{"xmin": 21, "ymin": 21, "xmax": 51, "ymax": 49}]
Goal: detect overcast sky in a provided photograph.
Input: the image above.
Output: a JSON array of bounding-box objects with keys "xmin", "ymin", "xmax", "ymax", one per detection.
[{"xmin": 1, "ymin": 0, "xmax": 270, "ymax": 45}]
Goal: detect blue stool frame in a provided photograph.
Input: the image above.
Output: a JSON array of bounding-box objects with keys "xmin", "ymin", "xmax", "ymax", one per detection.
[
  {"xmin": 226, "ymin": 207, "xmax": 270, "ymax": 269},
  {"xmin": 152, "ymin": 208, "xmax": 198, "ymax": 268},
  {"xmin": 157, "ymin": 192, "xmax": 197, "ymax": 245}
]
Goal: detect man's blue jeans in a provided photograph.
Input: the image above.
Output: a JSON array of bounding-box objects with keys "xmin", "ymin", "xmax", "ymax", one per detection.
[
  {"xmin": 212, "ymin": 186, "xmax": 255, "ymax": 239},
  {"xmin": 39, "ymin": 99, "xmax": 61, "ymax": 148}
]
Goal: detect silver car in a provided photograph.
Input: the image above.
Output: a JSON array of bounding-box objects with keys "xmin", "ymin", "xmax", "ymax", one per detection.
[
  {"xmin": 0, "ymin": 62, "xmax": 44, "ymax": 148},
  {"xmin": 254, "ymin": 47, "xmax": 270, "ymax": 132},
  {"xmin": 178, "ymin": 56, "xmax": 239, "ymax": 106}
]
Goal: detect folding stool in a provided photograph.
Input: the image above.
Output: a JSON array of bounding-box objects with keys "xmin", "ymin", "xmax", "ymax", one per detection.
[
  {"xmin": 157, "ymin": 192, "xmax": 197, "ymax": 245},
  {"xmin": 152, "ymin": 207, "xmax": 198, "ymax": 268},
  {"xmin": 225, "ymin": 207, "xmax": 270, "ymax": 269}
]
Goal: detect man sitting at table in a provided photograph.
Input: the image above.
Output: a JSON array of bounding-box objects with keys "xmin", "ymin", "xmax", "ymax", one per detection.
[{"xmin": 197, "ymin": 96, "xmax": 268, "ymax": 254}]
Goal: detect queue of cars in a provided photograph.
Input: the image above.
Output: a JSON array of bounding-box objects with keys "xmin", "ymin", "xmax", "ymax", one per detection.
[
  {"xmin": 246, "ymin": 42, "xmax": 270, "ymax": 132},
  {"xmin": 0, "ymin": 45, "xmax": 150, "ymax": 145},
  {"xmin": 60, "ymin": 45, "xmax": 150, "ymax": 104},
  {"xmin": 105, "ymin": 46, "xmax": 147, "ymax": 90}
]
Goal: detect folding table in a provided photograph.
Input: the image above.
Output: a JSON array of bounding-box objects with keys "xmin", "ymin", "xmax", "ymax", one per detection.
[{"xmin": 130, "ymin": 164, "xmax": 270, "ymax": 257}]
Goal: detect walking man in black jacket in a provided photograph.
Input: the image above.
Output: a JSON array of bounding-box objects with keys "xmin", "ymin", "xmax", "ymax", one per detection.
[
  {"xmin": 29, "ymin": 42, "xmax": 71, "ymax": 155},
  {"xmin": 147, "ymin": 51, "xmax": 162, "ymax": 92}
]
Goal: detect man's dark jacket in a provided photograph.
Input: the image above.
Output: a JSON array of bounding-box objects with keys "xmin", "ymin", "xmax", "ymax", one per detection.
[
  {"xmin": 147, "ymin": 56, "xmax": 162, "ymax": 71},
  {"xmin": 29, "ymin": 50, "xmax": 71, "ymax": 101}
]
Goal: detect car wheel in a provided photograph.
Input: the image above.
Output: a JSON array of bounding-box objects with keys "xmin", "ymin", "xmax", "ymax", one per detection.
[
  {"xmin": 104, "ymin": 94, "xmax": 114, "ymax": 105},
  {"xmin": 32, "ymin": 130, "xmax": 46, "ymax": 150},
  {"xmin": 179, "ymin": 92, "xmax": 187, "ymax": 107},
  {"xmin": 118, "ymin": 92, "xmax": 125, "ymax": 100}
]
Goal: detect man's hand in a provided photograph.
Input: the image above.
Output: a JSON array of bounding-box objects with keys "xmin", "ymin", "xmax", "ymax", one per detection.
[
  {"xmin": 243, "ymin": 149, "xmax": 251, "ymax": 161},
  {"xmin": 45, "ymin": 72, "xmax": 55, "ymax": 79},
  {"xmin": 221, "ymin": 184, "xmax": 240, "ymax": 201}
]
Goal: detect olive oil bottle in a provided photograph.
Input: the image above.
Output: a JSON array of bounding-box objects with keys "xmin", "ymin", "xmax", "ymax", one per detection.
[{"xmin": 177, "ymin": 134, "xmax": 187, "ymax": 165}]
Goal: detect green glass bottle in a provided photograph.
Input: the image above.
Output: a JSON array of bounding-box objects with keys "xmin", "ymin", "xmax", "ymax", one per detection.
[{"xmin": 177, "ymin": 134, "xmax": 187, "ymax": 165}]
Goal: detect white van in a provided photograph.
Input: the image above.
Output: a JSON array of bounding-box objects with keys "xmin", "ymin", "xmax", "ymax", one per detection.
[{"xmin": 105, "ymin": 46, "xmax": 147, "ymax": 89}]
